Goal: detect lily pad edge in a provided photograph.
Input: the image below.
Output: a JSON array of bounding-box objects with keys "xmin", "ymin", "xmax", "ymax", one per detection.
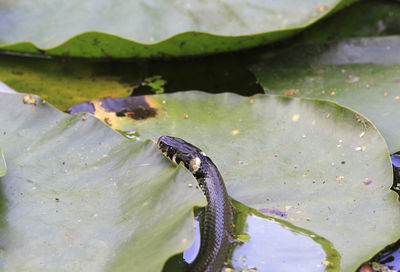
[{"xmin": 0, "ymin": 0, "xmax": 358, "ymax": 58}]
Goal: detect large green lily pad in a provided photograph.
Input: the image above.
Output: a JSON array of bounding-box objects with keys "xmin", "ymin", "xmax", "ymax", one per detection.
[
  {"xmin": 0, "ymin": 92, "xmax": 206, "ymax": 271},
  {"xmin": 251, "ymin": 36, "xmax": 400, "ymax": 153},
  {"xmin": 0, "ymin": 0, "xmax": 356, "ymax": 58},
  {"xmin": 80, "ymin": 91, "xmax": 398, "ymax": 271}
]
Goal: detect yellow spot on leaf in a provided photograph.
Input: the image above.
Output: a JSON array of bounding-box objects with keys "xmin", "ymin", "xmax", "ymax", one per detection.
[
  {"xmin": 322, "ymin": 261, "xmax": 333, "ymax": 266},
  {"xmin": 231, "ymin": 129, "xmax": 239, "ymax": 135},
  {"xmin": 144, "ymin": 96, "xmax": 158, "ymax": 108},
  {"xmin": 23, "ymin": 95, "xmax": 37, "ymax": 105},
  {"xmin": 316, "ymin": 5, "xmax": 327, "ymax": 12},
  {"xmin": 92, "ymin": 100, "xmax": 119, "ymax": 128},
  {"xmin": 292, "ymin": 114, "xmax": 300, "ymax": 122}
]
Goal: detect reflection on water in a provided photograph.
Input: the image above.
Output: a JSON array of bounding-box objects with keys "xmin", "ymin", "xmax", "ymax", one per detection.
[
  {"xmin": 230, "ymin": 215, "xmax": 326, "ymax": 272},
  {"xmin": 225, "ymin": 200, "xmax": 339, "ymax": 272},
  {"xmin": 391, "ymin": 154, "xmax": 400, "ymax": 168},
  {"xmin": 163, "ymin": 200, "xmax": 340, "ymax": 272},
  {"xmin": 183, "ymin": 216, "xmax": 201, "ymax": 264}
]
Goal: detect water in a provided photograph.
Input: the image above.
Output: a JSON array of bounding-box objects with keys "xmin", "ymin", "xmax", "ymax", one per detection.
[{"xmin": 163, "ymin": 200, "xmax": 339, "ymax": 272}]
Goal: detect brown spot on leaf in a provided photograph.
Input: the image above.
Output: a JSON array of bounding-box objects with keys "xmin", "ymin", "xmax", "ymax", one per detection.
[
  {"xmin": 283, "ymin": 89, "xmax": 299, "ymax": 97},
  {"xmin": 70, "ymin": 96, "xmax": 157, "ymax": 122},
  {"xmin": 100, "ymin": 97, "xmax": 157, "ymax": 120},
  {"xmin": 359, "ymin": 263, "xmax": 374, "ymax": 272}
]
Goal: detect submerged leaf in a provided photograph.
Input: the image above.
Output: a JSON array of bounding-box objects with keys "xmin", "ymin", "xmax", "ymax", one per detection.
[{"xmin": 143, "ymin": 75, "xmax": 167, "ymax": 94}]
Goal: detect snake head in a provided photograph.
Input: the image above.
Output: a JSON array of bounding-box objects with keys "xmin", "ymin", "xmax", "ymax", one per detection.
[{"xmin": 157, "ymin": 136, "xmax": 203, "ymax": 174}]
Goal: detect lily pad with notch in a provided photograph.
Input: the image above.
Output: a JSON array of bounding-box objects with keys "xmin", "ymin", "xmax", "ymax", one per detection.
[{"xmin": 73, "ymin": 91, "xmax": 398, "ymax": 271}]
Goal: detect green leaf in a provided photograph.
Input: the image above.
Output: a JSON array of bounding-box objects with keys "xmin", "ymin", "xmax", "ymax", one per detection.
[
  {"xmin": 143, "ymin": 75, "xmax": 166, "ymax": 94},
  {"xmin": 251, "ymin": 36, "xmax": 400, "ymax": 153},
  {"xmin": 82, "ymin": 91, "xmax": 397, "ymax": 271},
  {"xmin": 0, "ymin": 92, "xmax": 206, "ymax": 271},
  {"xmin": 0, "ymin": 0, "xmax": 357, "ymax": 58},
  {"xmin": 236, "ymin": 234, "xmax": 250, "ymax": 243},
  {"xmin": 0, "ymin": 148, "xmax": 6, "ymax": 178}
]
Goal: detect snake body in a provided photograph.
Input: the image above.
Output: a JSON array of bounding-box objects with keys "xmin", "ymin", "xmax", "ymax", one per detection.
[{"xmin": 157, "ymin": 136, "xmax": 234, "ymax": 272}]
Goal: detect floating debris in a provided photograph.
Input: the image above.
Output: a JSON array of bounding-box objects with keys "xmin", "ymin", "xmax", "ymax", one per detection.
[
  {"xmin": 23, "ymin": 95, "xmax": 37, "ymax": 105},
  {"xmin": 363, "ymin": 178, "xmax": 373, "ymax": 186},
  {"xmin": 346, "ymin": 76, "xmax": 360, "ymax": 83},
  {"xmin": 292, "ymin": 114, "xmax": 300, "ymax": 122},
  {"xmin": 259, "ymin": 207, "xmax": 287, "ymax": 218},
  {"xmin": 284, "ymin": 89, "xmax": 299, "ymax": 97},
  {"xmin": 231, "ymin": 129, "xmax": 239, "ymax": 135}
]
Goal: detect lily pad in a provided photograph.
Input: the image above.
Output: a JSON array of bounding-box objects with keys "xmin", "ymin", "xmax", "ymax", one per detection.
[
  {"xmin": 0, "ymin": 148, "xmax": 6, "ymax": 178},
  {"xmin": 251, "ymin": 36, "xmax": 400, "ymax": 153},
  {"xmin": 73, "ymin": 91, "xmax": 398, "ymax": 271},
  {"xmin": 0, "ymin": 0, "xmax": 356, "ymax": 58},
  {"xmin": 0, "ymin": 92, "xmax": 206, "ymax": 271}
]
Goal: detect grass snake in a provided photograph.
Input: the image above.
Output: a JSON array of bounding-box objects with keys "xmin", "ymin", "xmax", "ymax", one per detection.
[{"xmin": 158, "ymin": 136, "xmax": 234, "ymax": 272}]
